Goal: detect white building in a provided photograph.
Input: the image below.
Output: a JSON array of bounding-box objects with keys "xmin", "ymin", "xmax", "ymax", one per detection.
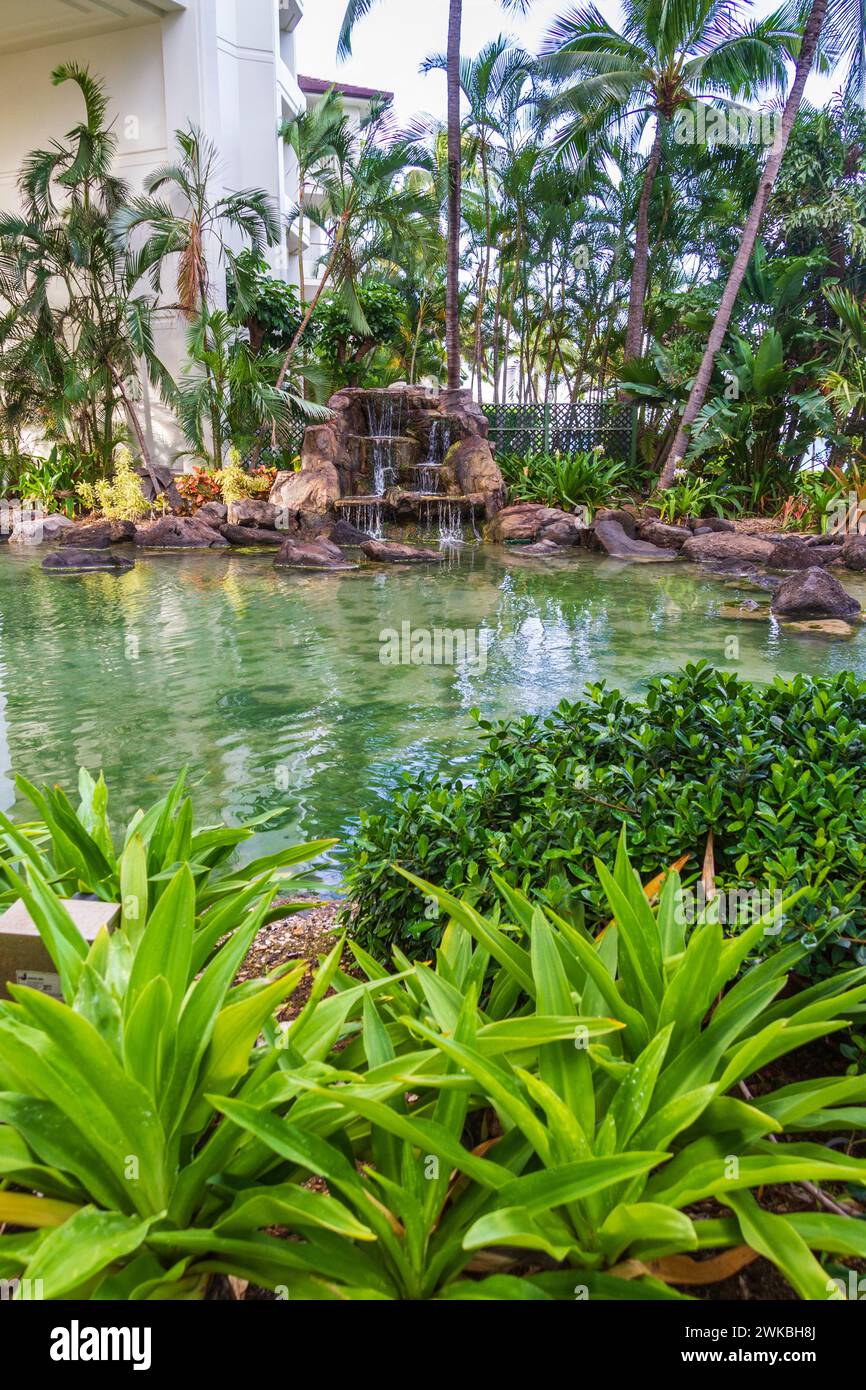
[{"xmin": 0, "ymin": 0, "xmax": 307, "ymax": 464}]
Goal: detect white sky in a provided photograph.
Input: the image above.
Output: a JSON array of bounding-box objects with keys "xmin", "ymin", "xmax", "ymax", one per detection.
[{"xmin": 296, "ymin": 0, "xmax": 836, "ymax": 124}]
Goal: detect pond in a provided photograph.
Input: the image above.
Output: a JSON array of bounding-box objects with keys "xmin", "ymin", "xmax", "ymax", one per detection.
[{"xmin": 1, "ymin": 541, "xmax": 864, "ymax": 883}]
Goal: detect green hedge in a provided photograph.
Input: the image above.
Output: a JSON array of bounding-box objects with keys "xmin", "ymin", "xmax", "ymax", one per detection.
[{"xmin": 342, "ymin": 663, "xmax": 866, "ymax": 970}]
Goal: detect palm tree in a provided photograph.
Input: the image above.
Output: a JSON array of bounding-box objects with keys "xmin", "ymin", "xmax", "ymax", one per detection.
[
  {"xmin": 0, "ymin": 64, "xmax": 171, "ymax": 482},
  {"xmin": 280, "ymin": 88, "xmax": 351, "ymax": 312},
  {"xmin": 660, "ymin": 0, "xmax": 866, "ymax": 484},
  {"xmin": 274, "ymin": 101, "xmax": 436, "ymax": 392},
  {"xmin": 423, "ymin": 38, "xmax": 534, "ymax": 400},
  {"xmin": 113, "ymin": 127, "xmax": 280, "ymax": 319},
  {"xmin": 338, "ymin": 0, "xmax": 533, "ymax": 395},
  {"xmin": 113, "ymin": 127, "xmax": 280, "ymax": 461},
  {"xmin": 175, "ymin": 310, "xmax": 328, "ymax": 467},
  {"xmin": 540, "ymin": 1, "xmax": 797, "ymax": 364}
]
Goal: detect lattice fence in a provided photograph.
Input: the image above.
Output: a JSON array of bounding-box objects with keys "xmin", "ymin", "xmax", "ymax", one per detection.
[{"xmin": 483, "ymin": 401, "xmax": 635, "ymax": 462}]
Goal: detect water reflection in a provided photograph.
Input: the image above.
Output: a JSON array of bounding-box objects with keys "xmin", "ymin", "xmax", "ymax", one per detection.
[{"xmin": 0, "ymin": 543, "xmax": 863, "ymax": 882}]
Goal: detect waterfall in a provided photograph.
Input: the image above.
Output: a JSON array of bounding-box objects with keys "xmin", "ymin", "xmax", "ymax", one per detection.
[
  {"xmin": 342, "ymin": 500, "xmax": 383, "ymax": 538},
  {"xmin": 437, "ymin": 500, "xmax": 464, "ymax": 547},
  {"xmin": 421, "ymin": 498, "xmax": 463, "ymax": 548},
  {"xmin": 365, "ymin": 393, "xmax": 405, "ymax": 495},
  {"xmin": 427, "ymin": 418, "xmax": 452, "ymax": 464},
  {"xmin": 413, "ymin": 464, "xmax": 441, "ymax": 494}
]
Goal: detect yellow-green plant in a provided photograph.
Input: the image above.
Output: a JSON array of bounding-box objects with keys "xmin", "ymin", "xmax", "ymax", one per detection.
[
  {"xmin": 76, "ymin": 448, "xmax": 150, "ymax": 521},
  {"xmin": 217, "ymin": 449, "xmax": 271, "ymax": 504}
]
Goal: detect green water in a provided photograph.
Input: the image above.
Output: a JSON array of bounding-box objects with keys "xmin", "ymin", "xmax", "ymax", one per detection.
[{"xmin": 1, "ymin": 542, "xmax": 864, "ymax": 882}]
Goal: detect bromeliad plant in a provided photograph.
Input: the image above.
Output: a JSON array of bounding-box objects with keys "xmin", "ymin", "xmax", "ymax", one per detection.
[
  {"xmin": 201, "ymin": 840, "xmax": 866, "ymax": 1299},
  {"xmin": 0, "ymin": 771, "xmax": 343, "ymax": 1298},
  {"xmin": 499, "ymin": 448, "xmax": 630, "ymax": 518}
]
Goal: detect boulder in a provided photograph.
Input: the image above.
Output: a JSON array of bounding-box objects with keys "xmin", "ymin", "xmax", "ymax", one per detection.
[
  {"xmin": 487, "ymin": 503, "xmax": 584, "ymax": 545},
  {"xmin": 196, "ymin": 501, "xmax": 228, "ymax": 528},
  {"xmin": 840, "ymin": 534, "xmax": 866, "ymax": 570},
  {"xmin": 269, "ymin": 461, "xmax": 341, "ymax": 530},
  {"xmin": 636, "ymin": 519, "xmax": 692, "ymax": 550},
  {"xmin": 686, "ymin": 516, "xmax": 735, "ymax": 533},
  {"xmin": 134, "ymin": 516, "xmax": 228, "ymax": 549},
  {"xmin": 717, "ymin": 602, "xmax": 771, "ymax": 622},
  {"xmin": 8, "ymin": 513, "xmax": 76, "ymax": 545},
  {"xmin": 360, "ymin": 538, "xmax": 444, "ymax": 564},
  {"xmin": 771, "ymin": 566, "xmax": 861, "ymax": 621},
  {"xmin": 595, "ymin": 508, "xmax": 638, "ymax": 538},
  {"xmin": 541, "ymin": 519, "xmax": 584, "ymax": 546},
  {"xmin": 227, "ymin": 498, "xmax": 277, "ymax": 529},
  {"xmin": 329, "ymin": 518, "xmax": 370, "ymax": 546},
  {"xmin": 517, "ymin": 539, "xmax": 564, "ymax": 556},
  {"xmin": 781, "ymin": 618, "xmax": 856, "ymax": 638},
  {"xmin": 594, "ymin": 517, "xmax": 678, "ymax": 562},
  {"xmin": 807, "ymin": 531, "xmax": 843, "ymax": 546},
  {"xmin": 440, "ymin": 436, "xmax": 506, "ymax": 517},
  {"xmin": 274, "ymin": 538, "xmax": 358, "ymax": 570},
  {"xmin": 681, "ymin": 532, "xmax": 775, "ymax": 567},
  {"xmin": 60, "ymin": 519, "xmax": 136, "ymax": 550},
  {"xmin": 42, "ymin": 548, "xmax": 134, "ymax": 574},
  {"xmin": 220, "ymin": 524, "xmax": 284, "ymax": 547},
  {"xmin": 767, "ymin": 536, "xmax": 840, "ymax": 570},
  {"xmin": 136, "ymin": 461, "xmax": 184, "ymax": 511}
]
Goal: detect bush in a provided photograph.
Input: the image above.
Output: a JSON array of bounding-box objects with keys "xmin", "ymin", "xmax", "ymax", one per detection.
[
  {"xmin": 343, "ymin": 664, "xmax": 866, "ymax": 970},
  {"xmin": 3, "ymin": 784, "xmax": 865, "ymax": 1300},
  {"xmin": 76, "ymin": 447, "xmax": 150, "ymax": 521},
  {"xmin": 498, "ymin": 448, "xmax": 630, "ymax": 516}
]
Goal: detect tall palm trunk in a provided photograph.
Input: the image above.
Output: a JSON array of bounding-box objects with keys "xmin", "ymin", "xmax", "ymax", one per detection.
[
  {"xmin": 660, "ymin": 0, "xmax": 828, "ymax": 486},
  {"xmin": 446, "ymin": 0, "xmax": 463, "ymax": 391},
  {"xmin": 474, "ymin": 139, "xmax": 492, "ymax": 404},
  {"xmin": 624, "ymin": 122, "xmax": 663, "ymax": 362}
]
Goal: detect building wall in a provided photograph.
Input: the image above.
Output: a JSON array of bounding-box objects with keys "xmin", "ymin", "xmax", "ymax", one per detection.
[{"xmin": 0, "ymin": 0, "xmax": 305, "ymax": 465}]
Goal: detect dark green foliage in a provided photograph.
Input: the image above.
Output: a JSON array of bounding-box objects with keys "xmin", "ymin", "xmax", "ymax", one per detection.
[
  {"xmin": 313, "ymin": 282, "xmax": 406, "ymax": 388},
  {"xmin": 497, "ymin": 448, "xmax": 634, "ymax": 515},
  {"xmin": 343, "ymin": 664, "xmax": 866, "ymax": 970},
  {"xmin": 227, "ymin": 250, "xmax": 303, "ymax": 354}
]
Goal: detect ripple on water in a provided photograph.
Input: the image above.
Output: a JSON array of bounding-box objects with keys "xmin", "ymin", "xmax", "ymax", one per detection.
[{"xmin": 0, "ymin": 543, "xmax": 864, "ymax": 878}]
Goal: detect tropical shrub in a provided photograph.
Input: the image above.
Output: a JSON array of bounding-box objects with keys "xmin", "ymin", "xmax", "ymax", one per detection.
[
  {"xmin": 10, "ymin": 446, "xmax": 83, "ymax": 516},
  {"xmin": 499, "ymin": 448, "xmax": 629, "ymax": 516},
  {"xmin": 0, "ymin": 770, "xmax": 338, "ymax": 1298},
  {"xmin": 217, "ymin": 450, "xmax": 273, "ymax": 503},
  {"xmin": 212, "ymin": 844, "xmax": 866, "ymax": 1299},
  {"xmin": 343, "ymin": 664, "xmax": 866, "ymax": 970},
  {"xmin": 76, "ymin": 448, "xmax": 151, "ymax": 522},
  {"xmin": 175, "ymin": 465, "xmax": 223, "ymax": 508},
  {"xmin": 651, "ymin": 473, "xmax": 740, "ymax": 523},
  {"xmin": 3, "ymin": 789, "xmax": 866, "ymax": 1300}
]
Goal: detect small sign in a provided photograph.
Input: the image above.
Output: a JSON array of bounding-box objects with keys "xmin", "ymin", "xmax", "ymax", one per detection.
[{"xmin": 15, "ymin": 969, "xmax": 63, "ymax": 1001}]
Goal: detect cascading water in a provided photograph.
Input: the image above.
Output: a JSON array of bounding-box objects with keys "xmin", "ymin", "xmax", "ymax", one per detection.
[
  {"xmin": 366, "ymin": 393, "xmax": 404, "ymax": 496},
  {"xmin": 421, "ymin": 499, "xmax": 464, "ymax": 548},
  {"xmin": 408, "ymin": 418, "xmax": 453, "ymax": 495},
  {"xmin": 413, "ymin": 464, "xmax": 441, "ymax": 494},
  {"xmin": 357, "ymin": 502, "xmax": 384, "ymax": 539},
  {"xmin": 436, "ymin": 499, "xmax": 464, "ymax": 547}
]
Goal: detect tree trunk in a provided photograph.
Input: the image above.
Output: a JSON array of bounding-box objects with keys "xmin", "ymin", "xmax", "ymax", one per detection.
[
  {"xmin": 659, "ymin": 0, "xmax": 828, "ymax": 487},
  {"xmin": 624, "ymin": 122, "xmax": 663, "ymax": 362},
  {"xmin": 275, "ymin": 210, "xmax": 348, "ymax": 392},
  {"xmin": 491, "ymin": 240, "xmax": 505, "ymax": 406},
  {"xmin": 446, "ymin": 0, "xmax": 463, "ymax": 391},
  {"xmin": 474, "ymin": 138, "xmax": 492, "ymax": 405}
]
